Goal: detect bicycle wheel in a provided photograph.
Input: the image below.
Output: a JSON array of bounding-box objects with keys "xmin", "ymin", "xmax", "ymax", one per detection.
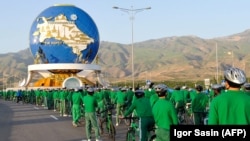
[
  {"xmin": 149, "ymin": 134, "xmax": 156, "ymax": 141},
  {"xmin": 177, "ymin": 112, "xmax": 184, "ymax": 124},
  {"xmin": 185, "ymin": 113, "xmax": 194, "ymax": 125},
  {"xmin": 124, "ymin": 118, "xmax": 131, "ymax": 126},
  {"xmin": 108, "ymin": 122, "xmax": 116, "ymax": 141},
  {"xmin": 178, "ymin": 109, "xmax": 187, "ymax": 124},
  {"xmin": 97, "ymin": 117, "xmax": 104, "ymax": 134},
  {"xmin": 126, "ymin": 130, "xmax": 136, "ymax": 141}
]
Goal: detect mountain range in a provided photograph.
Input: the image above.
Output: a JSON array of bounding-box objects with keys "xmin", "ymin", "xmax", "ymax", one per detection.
[{"xmin": 1, "ymin": 29, "xmax": 250, "ymax": 86}]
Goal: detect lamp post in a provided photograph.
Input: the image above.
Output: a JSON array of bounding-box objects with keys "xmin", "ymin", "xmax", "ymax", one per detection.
[
  {"xmin": 2, "ymin": 73, "xmax": 4, "ymax": 90},
  {"xmin": 215, "ymin": 43, "xmax": 219, "ymax": 83},
  {"xmin": 113, "ymin": 6, "xmax": 151, "ymax": 91}
]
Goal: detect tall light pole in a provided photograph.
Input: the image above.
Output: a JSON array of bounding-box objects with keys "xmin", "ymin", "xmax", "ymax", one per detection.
[
  {"xmin": 113, "ymin": 6, "xmax": 151, "ymax": 91},
  {"xmin": 215, "ymin": 43, "xmax": 219, "ymax": 83}
]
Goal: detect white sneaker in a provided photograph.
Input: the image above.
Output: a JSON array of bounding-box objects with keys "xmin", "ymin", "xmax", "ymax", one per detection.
[
  {"xmin": 116, "ymin": 123, "xmax": 119, "ymax": 126},
  {"xmin": 96, "ymin": 139, "xmax": 102, "ymax": 141}
]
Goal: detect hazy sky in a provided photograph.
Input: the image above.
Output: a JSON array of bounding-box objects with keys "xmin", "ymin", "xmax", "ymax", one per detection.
[{"xmin": 1, "ymin": 0, "xmax": 250, "ymax": 53}]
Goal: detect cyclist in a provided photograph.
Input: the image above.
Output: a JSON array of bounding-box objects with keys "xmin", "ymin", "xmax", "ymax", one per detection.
[
  {"xmin": 121, "ymin": 89, "xmax": 155, "ymax": 141},
  {"xmin": 83, "ymin": 87, "xmax": 101, "ymax": 141},
  {"xmin": 115, "ymin": 87, "xmax": 127, "ymax": 126},
  {"xmin": 209, "ymin": 84, "xmax": 223, "ymax": 101},
  {"xmin": 243, "ymin": 83, "xmax": 250, "ymax": 96},
  {"xmin": 53, "ymin": 89, "xmax": 60, "ymax": 112},
  {"xmin": 181, "ymin": 86, "xmax": 190, "ymax": 104},
  {"xmin": 170, "ymin": 85, "xmax": 186, "ymax": 118},
  {"xmin": 94, "ymin": 88, "xmax": 108, "ymax": 134},
  {"xmin": 208, "ymin": 67, "xmax": 250, "ymax": 124},
  {"xmin": 126, "ymin": 87, "xmax": 134, "ymax": 108},
  {"xmin": 144, "ymin": 81, "xmax": 155, "ymax": 99},
  {"xmin": 59, "ymin": 88, "xmax": 68, "ymax": 117},
  {"xmin": 152, "ymin": 84, "xmax": 178, "ymax": 141},
  {"xmin": 71, "ymin": 88, "xmax": 84, "ymax": 127},
  {"xmin": 191, "ymin": 84, "xmax": 209, "ymax": 125}
]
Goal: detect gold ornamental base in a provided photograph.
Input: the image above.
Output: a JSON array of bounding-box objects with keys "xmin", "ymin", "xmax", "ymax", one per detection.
[{"xmin": 33, "ymin": 73, "xmax": 95, "ymax": 87}]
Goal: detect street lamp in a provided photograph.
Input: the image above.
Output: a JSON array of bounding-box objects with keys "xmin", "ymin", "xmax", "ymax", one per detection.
[
  {"xmin": 113, "ymin": 6, "xmax": 151, "ymax": 91},
  {"xmin": 215, "ymin": 43, "xmax": 219, "ymax": 83}
]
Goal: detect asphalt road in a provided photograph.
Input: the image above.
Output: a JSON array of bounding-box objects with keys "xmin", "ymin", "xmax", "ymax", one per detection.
[{"xmin": 0, "ymin": 99, "xmax": 128, "ymax": 141}]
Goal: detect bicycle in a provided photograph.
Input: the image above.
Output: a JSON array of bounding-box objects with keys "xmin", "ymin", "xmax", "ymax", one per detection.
[
  {"xmin": 192, "ymin": 111, "xmax": 209, "ymax": 125},
  {"xmin": 203, "ymin": 107, "xmax": 209, "ymax": 125},
  {"xmin": 117, "ymin": 103, "xmax": 131, "ymax": 126},
  {"xmin": 97, "ymin": 104, "xmax": 116, "ymax": 141},
  {"xmin": 122, "ymin": 116, "xmax": 139, "ymax": 141},
  {"xmin": 177, "ymin": 106, "xmax": 191, "ymax": 125},
  {"xmin": 122, "ymin": 116, "xmax": 156, "ymax": 141},
  {"xmin": 148, "ymin": 125, "xmax": 156, "ymax": 141},
  {"xmin": 184, "ymin": 102, "xmax": 194, "ymax": 125}
]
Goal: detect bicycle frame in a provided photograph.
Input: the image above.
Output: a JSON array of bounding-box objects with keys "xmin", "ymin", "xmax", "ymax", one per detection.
[
  {"xmin": 148, "ymin": 126, "xmax": 156, "ymax": 141},
  {"xmin": 124, "ymin": 116, "xmax": 156, "ymax": 141},
  {"xmin": 97, "ymin": 104, "xmax": 116, "ymax": 141},
  {"xmin": 123, "ymin": 116, "xmax": 139, "ymax": 141},
  {"xmin": 117, "ymin": 104, "xmax": 131, "ymax": 126}
]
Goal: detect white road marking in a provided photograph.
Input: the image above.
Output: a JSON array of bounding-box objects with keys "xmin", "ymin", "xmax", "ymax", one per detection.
[{"xmin": 50, "ymin": 115, "xmax": 58, "ymax": 120}]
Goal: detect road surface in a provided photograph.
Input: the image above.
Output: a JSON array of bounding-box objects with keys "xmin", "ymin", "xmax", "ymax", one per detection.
[{"xmin": 0, "ymin": 99, "xmax": 128, "ymax": 141}]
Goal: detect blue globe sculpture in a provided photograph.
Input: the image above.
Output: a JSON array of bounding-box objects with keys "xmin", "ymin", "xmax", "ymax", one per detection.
[{"xmin": 29, "ymin": 4, "xmax": 99, "ymax": 64}]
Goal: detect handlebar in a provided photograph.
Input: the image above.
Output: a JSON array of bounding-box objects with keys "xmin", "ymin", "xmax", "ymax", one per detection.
[
  {"xmin": 97, "ymin": 104, "xmax": 115, "ymax": 115},
  {"xmin": 122, "ymin": 116, "xmax": 139, "ymax": 121}
]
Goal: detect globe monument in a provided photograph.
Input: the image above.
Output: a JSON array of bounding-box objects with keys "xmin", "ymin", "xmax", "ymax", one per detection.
[{"xmin": 20, "ymin": 4, "xmax": 107, "ymax": 89}]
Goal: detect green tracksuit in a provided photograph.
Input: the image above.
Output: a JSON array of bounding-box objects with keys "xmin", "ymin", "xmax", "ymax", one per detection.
[
  {"xmin": 150, "ymin": 93, "xmax": 158, "ymax": 107},
  {"xmin": 53, "ymin": 90, "xmax": 60, "ymax": 111},
  {"xmin": 181, "ymin": 89, "xmax": 189, "ymax": 103},
  {"xmin": 188, "ymin": 89, "xmax": 196, "ymax": 102},
  {"xmin": 126, "ymin": 89, "xmax": 134, "ymax": 108},
  {"xmin": 144, "ymin": 89, "xmax": 156, "ymax": 99},
  {"xmin": 41, "ymin": 90, "xmax": 48, "ymax": 108},
  {"xmin": 244, "ymin": 90, "xmax": 250, "ymax": 96},
  {"xmin": 110, "ymin": 90, "xmax": 117, "ymax": 104},
  {"xmin": 34, "ymin": 89, "xmax": 41, "ymax": 106},
  {"xmin": 208, "ymin": 90, "xmax": 250, "ymax": 124},
  {"xmin": 71, "ymin": 91, "xmax": 84, "ymax": 125},
  {"xmin": 191, "ymin": 92, "xmax": 209, "ymax": 125},
  {"xmin": 84, "ymin": 94, "xmax": 100, "ymax": 140},
  {"xmin": 29, "ymin": 90, "xmax": 36, "ymax": 105},
  {"xmin": 170, "ymin": 90, "xmax": 185, "ymax": 111},
  {"xmin": 209, "ymin": 89, "xmax": 215, "ymax": 102},
  {"xmin": 124, "ymin": 96, "xmax": 155, "ymax": 141},
  {"xmin": 47, "ymin": 90, "xmax": 53, "ymax": 110},
  {"xmin": 102, "ymin": 89, "xmax": 111, "ymax": 104},
  {"xmin": 59, "ymin": 90, "xmax": 67, "ymax": 116},
  {"xmin": 115, "ymin": 91, "xmax": 127, "ymax": 124},
  {"xmin": 152, "ymin": 98, "xmax": 178, "ymax": 141},
  {"xmin": 94, "ymin": 91, "xmax": 105, "ymax": 118}
]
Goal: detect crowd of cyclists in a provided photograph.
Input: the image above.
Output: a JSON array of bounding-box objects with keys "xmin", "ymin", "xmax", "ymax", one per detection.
[{"xmin": 1, "ymin": 67, "xmax": 250, "ymax": 141}]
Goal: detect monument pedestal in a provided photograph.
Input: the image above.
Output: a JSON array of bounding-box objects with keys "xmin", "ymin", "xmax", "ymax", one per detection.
[{"xmin": 19, "ymin": 63, "xmax": 108, "ymax": 89}]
